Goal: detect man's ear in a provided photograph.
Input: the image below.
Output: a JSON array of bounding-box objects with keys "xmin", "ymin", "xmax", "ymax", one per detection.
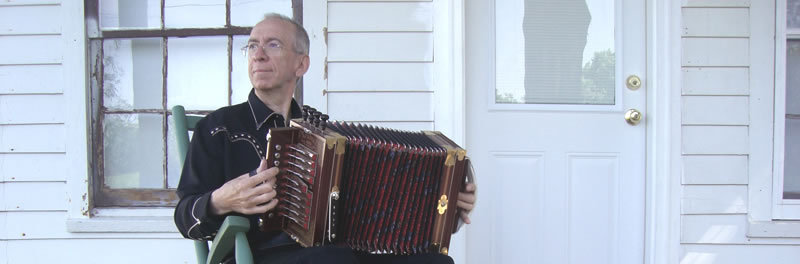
[{"xmin": 295, "ymin": 55, "xmax": 310, "ymax": 77}]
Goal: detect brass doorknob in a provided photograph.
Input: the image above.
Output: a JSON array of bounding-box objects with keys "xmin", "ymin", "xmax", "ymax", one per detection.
[
  {"xmin": 625, "ymin": 109, "xmax": 643, "ymax": 125},
  {"xmin": 627, "ymin": 75, "xmax": 642, "ymax": 90}
]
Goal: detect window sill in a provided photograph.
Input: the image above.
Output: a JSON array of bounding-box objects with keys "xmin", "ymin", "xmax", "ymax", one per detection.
[
  {"xmin": 747, "ymin": 220, "xmax": 800, "ymax": 238},
  {"xmin": 67, "ymin": 216, "xmax": 177, "ymax": 233},
  {"xmin": 66, "ymin": 207, "xmax": 178, "ymax": 233}
]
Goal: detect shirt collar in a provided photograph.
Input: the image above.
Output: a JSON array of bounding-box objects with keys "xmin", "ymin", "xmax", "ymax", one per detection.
[{"xmin": 246, "ymin": 88, "xmax": 303, "ymax": 130}]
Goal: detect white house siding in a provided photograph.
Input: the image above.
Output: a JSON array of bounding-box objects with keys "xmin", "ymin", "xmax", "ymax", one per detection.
[
  {"xmin": 0, "ymin": 1, "xmax": 194, "ymax": 263},
  {"xmin": 680, "ymin": 0, "xmax": 800, "ymax": 262},
  {"xmin": 322, "ymin": 0, "xmax": 437, "ymax": 131}
]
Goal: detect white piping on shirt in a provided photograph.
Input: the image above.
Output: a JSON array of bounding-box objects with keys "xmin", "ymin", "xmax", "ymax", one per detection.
[
  {"xmin": 210, "ymin": 127, "xmax": 265, "ymax": 158},
  {"xmin": 248, "ymin": 99, "xmax": 280, "ymax": 130},
  {"xmin": 186, "ymin": 198, "xmax": 203, "ymax": 240}
]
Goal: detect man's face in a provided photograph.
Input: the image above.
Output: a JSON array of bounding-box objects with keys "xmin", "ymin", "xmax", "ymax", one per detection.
[{"xmin": 247, "ymin": 18, "xmax": 307, "ymax": 94}]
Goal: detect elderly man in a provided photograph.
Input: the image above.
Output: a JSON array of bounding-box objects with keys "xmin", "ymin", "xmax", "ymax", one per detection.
[{"xmin": 174, "ymin": 13, "xmax": 477, "ymax": 264}]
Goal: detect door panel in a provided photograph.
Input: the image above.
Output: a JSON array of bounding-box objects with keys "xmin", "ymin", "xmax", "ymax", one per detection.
[{"xmin": 488, "ymin": 152, "xmax": 544, "ymax": 264}]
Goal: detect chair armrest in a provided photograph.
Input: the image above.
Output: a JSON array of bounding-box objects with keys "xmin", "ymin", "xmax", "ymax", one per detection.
[{"xmin": 207, "ymin": 215, "xmax": 252, "ymax": 264}]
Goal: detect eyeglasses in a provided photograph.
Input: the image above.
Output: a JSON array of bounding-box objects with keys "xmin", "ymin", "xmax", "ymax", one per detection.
[{"xmin": 241, "ymin": 41, "xmax": 284, "ymax": 57}]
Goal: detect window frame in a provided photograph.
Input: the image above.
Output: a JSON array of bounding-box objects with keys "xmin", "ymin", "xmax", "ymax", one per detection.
[
  {"xmin": 746, "ymin": 0, "xmax": 800, "ymax": 239},
  {"xmin": 85, "ymin": 0, "xmax": 304, "ymax": 207},
  {"xmin": 772, "ymin": 0, "xmax": 800, "ymax": 220}
]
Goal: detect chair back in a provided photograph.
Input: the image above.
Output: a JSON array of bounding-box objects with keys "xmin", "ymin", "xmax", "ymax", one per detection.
[{"xmin": 172, "ymin": 105, "xmax": 210, "ymax": 264}]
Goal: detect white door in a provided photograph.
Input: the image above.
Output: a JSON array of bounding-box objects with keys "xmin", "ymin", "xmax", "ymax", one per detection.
[{"xmin": 464, "ymin": 0, "xmax": 646, "ymax": 263}]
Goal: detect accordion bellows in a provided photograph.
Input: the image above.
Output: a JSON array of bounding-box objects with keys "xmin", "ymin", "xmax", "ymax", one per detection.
[{"xmin": 259, "ymin": 106, "xmax": 470, "ymax": 255}]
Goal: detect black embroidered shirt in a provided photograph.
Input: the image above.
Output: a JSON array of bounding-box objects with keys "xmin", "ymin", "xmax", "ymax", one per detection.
[{"xmin": 174, "ymin": 88, "xmax": 302, "ymax": 250}]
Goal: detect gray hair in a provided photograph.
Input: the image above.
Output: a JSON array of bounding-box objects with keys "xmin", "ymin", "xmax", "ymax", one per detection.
[{"xmin": 261, "ymin": 13, "xmax": 310, "ymax": 55}]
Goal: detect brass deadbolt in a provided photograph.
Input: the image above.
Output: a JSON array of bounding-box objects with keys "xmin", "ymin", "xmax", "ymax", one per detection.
[{"xmin": 627, "ymin": 75, "xmax": 642, "ymax": 90}]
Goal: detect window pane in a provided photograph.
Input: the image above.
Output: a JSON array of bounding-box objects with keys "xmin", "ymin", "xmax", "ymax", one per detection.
[
  {"xmin": 787, "ymin": 41, "xmax": 800, "ymax": 115},
  {"xmin": 231, "ymin": 0, "xmax": 293, "ymax": 27},
  {"xmin": 100, "ymin": 0, "xmax": 161, "ymax": 29},
  {"xmin": 167, "ymin": 36, "xmax": 229, "ymax": 110},
  {"xmin": 786, "ymin": 119, "xmax": 800, "ymax": 199},
  {"xmin": 165, "ymin": 0, "xmax": 225, "ymax": 28},
  {"xmin": 785, "ymin": 40, "xmax": 800, "ymax": 199},
  {"xmin": 789, "ymin": 0, "xmax": 800, "ymax": 30},
  {"xmin": 495, "ymin": 0, "xmax": 615, "ymax": 105},
  {"xmin": 232, "ymin": 35, "xmax": 251, "ymax": 103},
  {"xmin": 103, "ymin": 113, "xmax": 164, "ymax": 189},
  {"xmin": 103, "ymin": 38, "xmax": 163, "ymax": 111}
]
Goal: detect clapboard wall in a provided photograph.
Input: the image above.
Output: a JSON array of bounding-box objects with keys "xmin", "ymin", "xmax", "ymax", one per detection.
[
  {"xmin": 679, "ymin": 0, "xmax": 800, "ymax": 262},
  {"xmin": 319, "ymin": 0, "xmax": 437, "ymax": 131}
]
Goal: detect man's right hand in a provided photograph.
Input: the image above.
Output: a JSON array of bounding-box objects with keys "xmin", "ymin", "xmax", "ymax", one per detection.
[{"xmin": 209, "ymin": 159, "xmax": 279, "ymax": 215}]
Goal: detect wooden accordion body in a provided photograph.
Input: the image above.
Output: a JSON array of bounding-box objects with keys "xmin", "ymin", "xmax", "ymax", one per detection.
[{"xmin": 259, "ymin": 110, "xmax": 468, "ymax": 255}]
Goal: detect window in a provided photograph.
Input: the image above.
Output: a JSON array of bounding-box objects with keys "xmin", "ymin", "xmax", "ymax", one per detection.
[
  {"xmin": 773, "ymin": 0, "xmax": 800, "ymax": 219},
  {"xmin": 86, "ymin": 0, "xmax": 300, "ymax": 207},
  {"xmin": 494, "ymin": 0, "xmax": 615, "ymax": 106}
]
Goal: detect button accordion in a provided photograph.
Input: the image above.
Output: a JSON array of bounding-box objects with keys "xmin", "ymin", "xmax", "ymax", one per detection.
[{"xmin": 259, "ymin": 106, "xmax": 471, "ymax": 255}]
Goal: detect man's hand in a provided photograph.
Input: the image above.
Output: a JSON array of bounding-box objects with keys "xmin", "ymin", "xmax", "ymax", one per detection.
[
  {"xmin": 457, "ymin": 183, "xmax": 477, "ymax": 224},
  {"xmin": 210, "ymin": 159, "xmax": 279, "ymax": 215}
]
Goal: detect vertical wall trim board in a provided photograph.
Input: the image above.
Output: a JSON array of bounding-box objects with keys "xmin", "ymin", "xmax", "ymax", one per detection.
[{"xmin": 62, "ymin": 0, "xmax": 91, "ymax": 220}]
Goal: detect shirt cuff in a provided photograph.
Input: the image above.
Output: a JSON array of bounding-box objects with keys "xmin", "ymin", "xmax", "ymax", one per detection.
[{"xmin": 195, "ymin": 191, "xmax": 226, "ymax": 237}]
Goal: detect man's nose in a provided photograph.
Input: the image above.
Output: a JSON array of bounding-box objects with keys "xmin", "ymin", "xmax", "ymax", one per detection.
[{"xmin": 251, "ymin": 47, "xmax": 269, "ymax": 60}]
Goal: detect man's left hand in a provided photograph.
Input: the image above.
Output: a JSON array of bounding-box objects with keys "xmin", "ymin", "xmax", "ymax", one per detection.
[{"xmin": 457, "ymin": 183, "xmax": 477, "ymax": 224}]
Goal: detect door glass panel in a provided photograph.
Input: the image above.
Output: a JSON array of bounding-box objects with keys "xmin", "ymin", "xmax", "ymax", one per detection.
[{"xmin": 496, "ymin": 0, "xmax": 616, "ymax": 105}]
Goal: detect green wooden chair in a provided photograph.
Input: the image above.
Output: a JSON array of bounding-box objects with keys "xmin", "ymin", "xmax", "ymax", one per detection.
[{"xmin": 173, "ymin": 105, "xmax": 255, "ymax": 264}]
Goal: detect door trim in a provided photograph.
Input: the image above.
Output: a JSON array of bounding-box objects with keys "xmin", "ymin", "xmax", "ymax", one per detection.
[
  {"xmin": 432, "ymin": 0, "xmax": 467, "ymax": 147},
  {"xmin": 644, "ymin": 0, "xmax": 682, "ymax": 263}
]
